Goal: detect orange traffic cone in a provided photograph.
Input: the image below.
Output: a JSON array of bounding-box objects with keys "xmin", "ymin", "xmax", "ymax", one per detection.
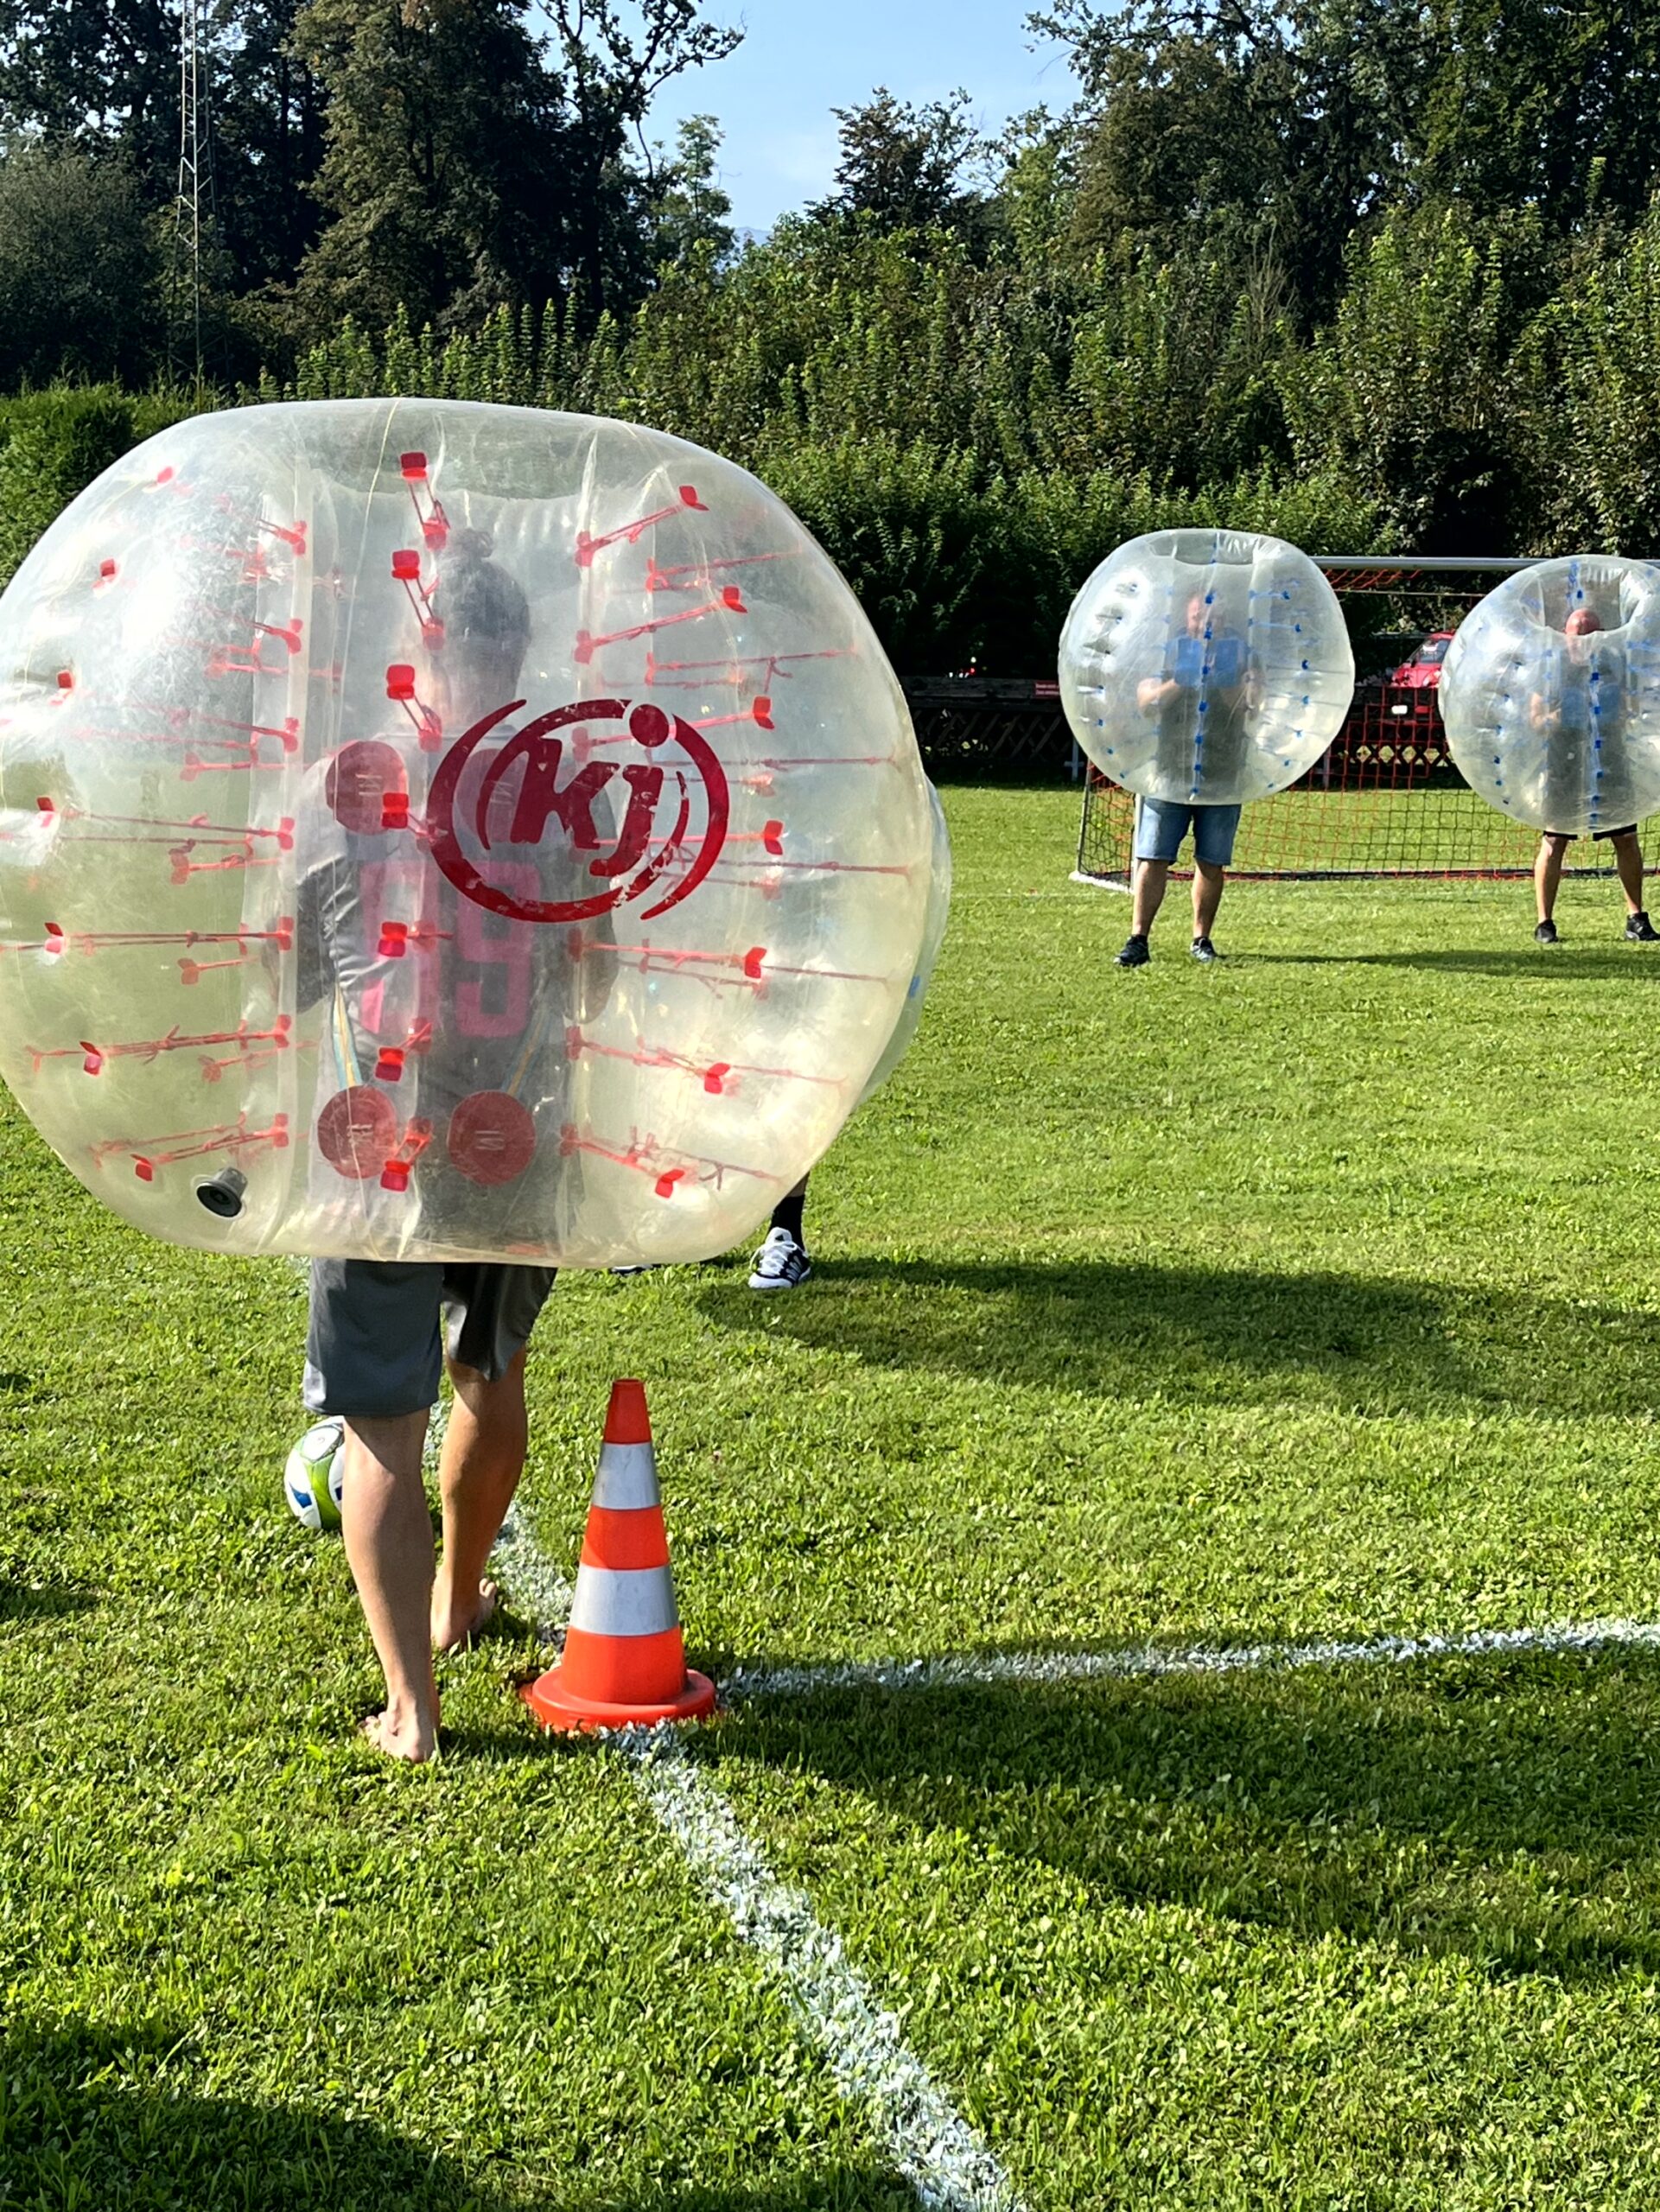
[{"xmin": 521, "ymin": 1378, "xmax": 717, "ymax": 1732}]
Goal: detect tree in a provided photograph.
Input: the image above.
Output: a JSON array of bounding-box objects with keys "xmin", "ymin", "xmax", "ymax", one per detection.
[
  {"xmin": 210, "ymin": 0, "xmax": 326, "ymax": 295},
  {"xmin": 816, "ymin": 87, "xmax": 991, "ymax": 240},
  {"xmin": 0, "ymin": 0, "xmax": 175, "ymax": 183},
  {"xmin": 289, "ymin": 0, "xmax": 574, "ymax": 337},
  {"xmin": 1035, "ymin": 0, "xmax": 1660, "ymax": 323},
  {"xmin": 1281, "ymin": 206, "xmax": 1525, "ymax": 549},
  {"xmin": 0, "ymin": 1, "xmax": 323, "ymax": 301},
  {"xmin": 649, "ymin": 113, "xmax": 734, "ymax": 270},
  {"xmin": 542, "ymin": 0, "xmax": 741, "ymax": 314},
  {"xmin": 0, "ymin": 141, "xmax": 162, "ymax": 386},
  {"xmin": 290, "ymin": 0, "xmax": 739, "ymax": 340},
  {"xmin": 1040, "ymin": 0, "xmax": 1434, "ymax": 321}
]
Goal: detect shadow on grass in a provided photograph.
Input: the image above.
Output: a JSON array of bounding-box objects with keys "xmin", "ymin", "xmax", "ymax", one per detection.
[
  {"xmin": 696, "ymin": 1258, "xmax": 1660, "ymax": 1414},
  {"xmin": 1, "ymin": 2020, "xmax": 513, "ymax": 2212},
  {"xmin": 0, "ymin": 1576, "xmax": 89, "ymax": 1625},
  {"xmin": 2, "ymin": 2020, "xmax": 906, "ymax": 2210},
  {"xmin": 713, "ymin": 1643, "xmax": 1660, "ymax": 1983},
  {"xmin": 1242, "ymin": 946, "xmax": 1656, "ymax": 976}
]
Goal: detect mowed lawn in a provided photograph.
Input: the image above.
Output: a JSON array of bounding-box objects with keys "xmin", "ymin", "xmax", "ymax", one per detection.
[{"xmin": 10, "ymin": 785, "xmax": 1660, "ymax": 2209}]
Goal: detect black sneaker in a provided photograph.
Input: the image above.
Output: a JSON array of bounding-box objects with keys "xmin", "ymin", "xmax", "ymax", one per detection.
[
  {"xmin": 1627, "ymin": 911, "xmax": 1659, "ymax": 942},
  {"xmin": 748, "ymin": 1228, "xmax": 811, "ymax": 1292},
  {"xmin": 1535, "ymin": 919, "xmax": 1559, "ymax": 945},
  {"xmin": 1115, "ymin": 934, "xmax": 1150, "ymax": 968},
  {"xmin": 1192, "ymin": 936, "xmax": 1220, "ymax": 963}
]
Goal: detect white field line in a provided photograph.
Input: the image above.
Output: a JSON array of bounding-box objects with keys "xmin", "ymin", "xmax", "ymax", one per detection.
[
  {"xmin": 1068, "ymin": 868, "xmax": 1129, "ymax": 893},
  {"xmin": 626, "ymin": 1726, "xmax": 1023, "ymax": 2212},
  {"xmin": 493, "ymin": 1518, "xmax": 1025, "ymax": 2212},
  {"xmin": 723, "ymin": 1616, "xmax": 1660, "ymax": 1706}
]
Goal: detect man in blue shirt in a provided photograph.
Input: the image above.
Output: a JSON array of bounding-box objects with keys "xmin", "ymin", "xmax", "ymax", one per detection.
[
  {"xmin": 1116, "ymin": 594, "xmax": 1249, "ymax": 967},
  {"xmin": 1531, "ymin": 607, "xmax": 1657, "ymax": 944}
]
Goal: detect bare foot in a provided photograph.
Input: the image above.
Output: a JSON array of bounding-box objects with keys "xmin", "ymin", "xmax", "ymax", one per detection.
[
  {"xmin": 359, "ymin": 1697, "xmax": 438, "ymax": 1764},
  {"xmin": 431, "ymin": 1572, "xmax": 499, "ymax": 1653}
]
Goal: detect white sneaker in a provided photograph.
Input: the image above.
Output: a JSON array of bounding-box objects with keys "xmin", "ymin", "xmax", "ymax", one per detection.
[{"xmin": 747, "ymin": 1227, "xmax": 812, "ymax": 1291}]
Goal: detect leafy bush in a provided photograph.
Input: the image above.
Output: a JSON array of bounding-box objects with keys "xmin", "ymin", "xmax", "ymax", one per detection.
[{"xmin": 0, "ymin": 389, "xmax": 195, "ymax": 589}]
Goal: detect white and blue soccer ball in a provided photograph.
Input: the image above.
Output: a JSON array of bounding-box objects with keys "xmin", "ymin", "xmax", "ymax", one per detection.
[{"xmin": 283, "ymin": 1419, "xmax": 347, "ymax": 1532}]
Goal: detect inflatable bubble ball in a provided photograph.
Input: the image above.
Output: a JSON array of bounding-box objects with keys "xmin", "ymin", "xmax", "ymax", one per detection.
[
  {"xmin": 1440, "ymin": 557, "xmax": 1660, "ymax": 836},
  {"xmin": 857, "ymin": 781, "xmax": 951, "ymax": 1107},
  {"xmin": 1059, "ymin": 528, "xmax": 1355, "ymax": 805},
  {"xmin": 0, "ymin": 399, "xmax": 938, "ymax": 1268}
]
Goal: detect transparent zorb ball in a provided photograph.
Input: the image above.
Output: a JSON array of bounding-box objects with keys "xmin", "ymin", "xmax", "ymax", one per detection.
[
  {"xmin": 0, "ymin": 399, "xmax": 938, "ymax": 1266},
  {"xmin": 858, "ymin": 782, "xmax": 951, "ymax": 1107},
  {"xmin": 1440, "ymin": 557, "xmax": 1660, "ymax": 835},
  {"xmin": 1059, "ymin": 528, "xmax": 1354, "ymax": 804}
]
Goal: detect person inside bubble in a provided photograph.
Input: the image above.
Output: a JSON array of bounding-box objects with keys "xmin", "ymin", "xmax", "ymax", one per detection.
[
  {"xmin": 1530, "ymin": 605, "xmax": 1658, "ymax": 946},
  {"xmin": 1116, "ymin": 589, "xmax": 1251, "ymax": 967},
  {"xmin": 296, "ymin": 527, "xmax": 614, "ymax": 1761}
]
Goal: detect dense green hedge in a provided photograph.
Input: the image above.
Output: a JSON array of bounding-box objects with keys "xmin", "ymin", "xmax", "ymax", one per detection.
[
  {"xmin": 0, "ymin": 388, "xmax": 194, "ymax": 591},
  {"xmin": 0, "ymin": 378, "xmax": 1376, "ymax": 674}
]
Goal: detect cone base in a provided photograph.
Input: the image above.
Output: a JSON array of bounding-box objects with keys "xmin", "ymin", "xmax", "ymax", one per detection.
[{"xmin": 520, "ymin": 1663, "xmax": 717, "ymax": 1732}]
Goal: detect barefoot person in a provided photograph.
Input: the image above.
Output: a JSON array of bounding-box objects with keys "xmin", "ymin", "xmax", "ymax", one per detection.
[
  {"xmin": 1531, "ymin": 608, "xmax": 1658, "ymax": 945},
  {"xmin": 297, "ymin": 533, "xmax": 607, "ymax": 1760}
]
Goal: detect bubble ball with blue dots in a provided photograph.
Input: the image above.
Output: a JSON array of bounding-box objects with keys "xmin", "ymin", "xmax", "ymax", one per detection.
[
  {"xmin": 1057, "ymin": 528, "xmax": 1355, "ymax": 806},
  {"xmin": 1440, "ymin": 556, "xmax": 1660, "ymax": 836}
]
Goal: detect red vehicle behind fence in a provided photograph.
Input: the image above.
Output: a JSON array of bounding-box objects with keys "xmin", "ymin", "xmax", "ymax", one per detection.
[{"xmin": 1389, "ymin": 631, "xmax": 1454, "ymax": 688}]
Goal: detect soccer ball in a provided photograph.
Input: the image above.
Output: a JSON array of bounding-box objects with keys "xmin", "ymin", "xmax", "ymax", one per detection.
[{"xmin": 283, "ymin": 1419, "xmax": 347, "ymax": 1532}]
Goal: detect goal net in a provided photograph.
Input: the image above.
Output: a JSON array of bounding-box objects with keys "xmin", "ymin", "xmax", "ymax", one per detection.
[{"xmin": 1072, "ymin": 559, "xmax": 1660, "ymax": 885}]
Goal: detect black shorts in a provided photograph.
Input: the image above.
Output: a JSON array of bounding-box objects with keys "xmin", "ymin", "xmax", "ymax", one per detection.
[
  {"xmin": 303, "ymin": 1259, "xmax": 556, "ymax": 1418},
  {"xmin": 1543, "ymin": 825, "xmax": 1638, "ymax": 842}
]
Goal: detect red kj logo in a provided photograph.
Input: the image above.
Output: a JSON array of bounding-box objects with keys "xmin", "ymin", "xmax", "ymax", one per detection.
[{"xmin": 426, "ymin": 698, "xmax": 729, "ymax": 925}]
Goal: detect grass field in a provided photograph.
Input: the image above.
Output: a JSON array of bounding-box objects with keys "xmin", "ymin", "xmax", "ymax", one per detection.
[{"xmin": 10, "ymin": 784, "xmax": 1660, "ymax": 2209}]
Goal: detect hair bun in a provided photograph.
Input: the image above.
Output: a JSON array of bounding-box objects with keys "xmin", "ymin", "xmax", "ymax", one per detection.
[{"xmin": 442, "ymin": 526, "xmax": 494, "ymax": 563}]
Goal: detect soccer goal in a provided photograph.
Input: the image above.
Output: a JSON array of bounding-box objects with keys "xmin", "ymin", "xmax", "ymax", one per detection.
[{"xmin": 1072, "ymin": 557, "xmax": 1660, "ymax": 886}]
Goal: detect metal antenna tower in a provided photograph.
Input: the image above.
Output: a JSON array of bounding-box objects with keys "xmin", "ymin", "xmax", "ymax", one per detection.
[{"xmin": 170, "ymin": 0, "xmax": 219, "ymax": 385}]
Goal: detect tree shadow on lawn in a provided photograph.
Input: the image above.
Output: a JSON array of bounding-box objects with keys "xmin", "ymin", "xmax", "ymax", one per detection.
[
  {"xmin": 713, "ymin": 1644, "xmax": 1660, "ymax": 1985},
  {"xmin": 3, "ymin": 2019, "xmax": 906, "ymax": 2212},
  {"xmin": 697, "ymin": 1258, "xmax": 1660, "ymax": 1415}
]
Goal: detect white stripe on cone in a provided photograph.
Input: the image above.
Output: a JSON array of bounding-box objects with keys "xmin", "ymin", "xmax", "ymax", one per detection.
[
  {"xmin": 591, "ymin": 1440, "xmax": 662, "ymax": 1511},
  {"xmin": 567, "ymin": 1562, "xmax": 681, "ymax": 1638}
]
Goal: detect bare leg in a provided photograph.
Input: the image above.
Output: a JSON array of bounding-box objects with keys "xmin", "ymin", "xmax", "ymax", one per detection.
[
  {"xmin": 1612, "ymin": 830, "xmax": 1646, "ymax": 914},
  {"xmin": 1193, "ymin": 861, "xmax": 1225, "ymax": 940},
  {"xmin": 340, "ymin": 1409, "xmax": 437, "ymax": 1763},
  {"xmin": 1536, "ymin": 834, "xmax": 1568, "ymax": 924},
  {"xmin": 1131, "ymin": 858, "xmax": 1170, "ymax": 937},
  {"xmin": 431, "ymin": 1349, "xmax": 528, "ymax": 1652}
]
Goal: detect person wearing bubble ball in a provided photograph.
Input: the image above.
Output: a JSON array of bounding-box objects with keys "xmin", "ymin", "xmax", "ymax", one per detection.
[
  {"xmin": 1530, "ymin": 607, "xmax": 1659, "ymax": 946},
  {"xmin": 1115, "ymin": 591, "xmax": 1250, "ymax": 967},
  {"xmin": 298, "ymin": 532, "xmax": 612, "ymax": 1762}
]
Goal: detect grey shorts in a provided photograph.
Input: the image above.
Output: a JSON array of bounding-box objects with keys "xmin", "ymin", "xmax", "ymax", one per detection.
[{"xmin": 303, "ymin": 1259, "xmax": 557, "ymax": 1418}]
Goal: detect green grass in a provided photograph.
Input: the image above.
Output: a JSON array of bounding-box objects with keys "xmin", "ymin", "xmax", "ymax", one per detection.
[{"xmin": 8, "ymin": 785, "xmax": 1660, "ymax": 2208}]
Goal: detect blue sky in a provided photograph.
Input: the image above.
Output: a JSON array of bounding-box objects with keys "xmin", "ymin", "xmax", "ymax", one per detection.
[{"xmin": 645, "ymin": 2, "xmax": 1079, "ymax": 233}]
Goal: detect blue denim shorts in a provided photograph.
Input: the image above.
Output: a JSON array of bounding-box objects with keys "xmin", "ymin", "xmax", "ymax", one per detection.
[{"xmin": 1133, "ymin": 798, "xmax": 1243, "ymax": 868}]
